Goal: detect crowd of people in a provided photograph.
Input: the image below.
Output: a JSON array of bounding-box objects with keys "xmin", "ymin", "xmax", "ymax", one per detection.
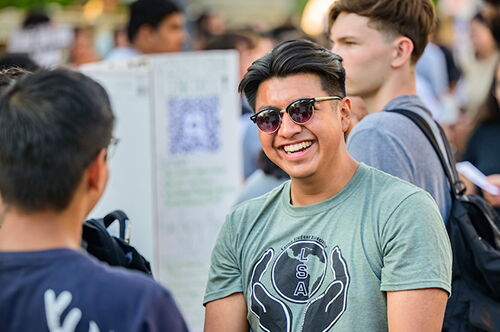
[{"xmin": 0, "ymin": 0, "xmax": 499, "ymax": 331}]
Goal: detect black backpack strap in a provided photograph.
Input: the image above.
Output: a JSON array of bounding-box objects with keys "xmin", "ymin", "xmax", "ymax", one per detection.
[
  {"xmin": 387, "ymin": 109, "xmax": 465, "ymax": 198},
  {"xmin": 103, "ymin": 210, "xmax": 130, "ymax": 242}
]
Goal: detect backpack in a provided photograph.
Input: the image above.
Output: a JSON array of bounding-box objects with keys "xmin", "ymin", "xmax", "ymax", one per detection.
[
  {"xmin": 82, "ymin": 210, "xmax": 153, "ymax": 277},
  {"xmin": 389, "ymin": 109, "xmax": 500, "ymax": 331}
]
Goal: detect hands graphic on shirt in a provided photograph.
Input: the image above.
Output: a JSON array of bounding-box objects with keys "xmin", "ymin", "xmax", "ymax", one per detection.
[
  {"xmin": 249, "ymin": 249, "xmax": 292, "ymax": 332},
  {"xmin": 301, "ymin": 247, "xmax": 350, "ymax": 332},
  {"xmin": 249, "ymin": 246, "xmax": 349, "ymax": 332}
]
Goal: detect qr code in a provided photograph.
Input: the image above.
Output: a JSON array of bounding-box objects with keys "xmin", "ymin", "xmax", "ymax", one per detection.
[{"xmin": 168, "ymin": 96, "xmax": 220, "ymax": 154}]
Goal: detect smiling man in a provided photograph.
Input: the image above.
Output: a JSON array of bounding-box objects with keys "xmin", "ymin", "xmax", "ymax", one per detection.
[{"xmin": 203, "ymin": 39, "xmax": 452, "ymax": 332}]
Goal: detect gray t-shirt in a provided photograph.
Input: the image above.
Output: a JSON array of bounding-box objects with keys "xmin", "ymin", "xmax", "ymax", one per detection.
[
  {"xmin": 204, "ymin": 163, "xmax": 452, "ymax": 332},
  {"xmin": 347, "ymin": 95, "xmax": 452, "ymax": 221}
]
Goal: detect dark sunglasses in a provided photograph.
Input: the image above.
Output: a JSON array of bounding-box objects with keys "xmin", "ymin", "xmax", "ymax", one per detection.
[{"xmin": 250, "ymin": 96, "xmax": 343, "ymax": 134}]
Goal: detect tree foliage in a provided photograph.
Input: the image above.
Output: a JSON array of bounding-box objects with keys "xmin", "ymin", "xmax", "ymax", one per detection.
[{"xmin": 0, "ymin": 0, "xmax": 77, "ymax": 9}]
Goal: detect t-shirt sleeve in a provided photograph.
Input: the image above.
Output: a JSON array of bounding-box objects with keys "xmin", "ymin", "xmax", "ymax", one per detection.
[
  {"xmin": 347, "ymin": 127, "xmax": 415, "ymax": 184},
  {"xmin": 140, "ymin": 288, "xmax": 190, "ymax": 332},
  {"xmin": 380, "ymin": 191, "xmax": 452, "ymax": 294},
  {"xmin": 203, "ymin": 214, "xmax": 243, "ymax": 305}
]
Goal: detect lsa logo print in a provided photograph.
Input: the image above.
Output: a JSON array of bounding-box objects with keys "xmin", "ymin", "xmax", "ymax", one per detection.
[
  {"xmin": 272, "ymin": 241, "xmax": 327, "ymax": 303},
  {"xmin": 249, "ymin": 240, "xmax": 350, "ymax": 332}
]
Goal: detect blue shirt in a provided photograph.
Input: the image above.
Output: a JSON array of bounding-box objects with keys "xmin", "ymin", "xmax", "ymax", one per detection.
[
  {"xmin": 0, "ymin": 248, "xmax": 189, "ymax": 332},
  {"xmin": 347, "ymin": 95, "xmax": 452, "ymax": 222}
]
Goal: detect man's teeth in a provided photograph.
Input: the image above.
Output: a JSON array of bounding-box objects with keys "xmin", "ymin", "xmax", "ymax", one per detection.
[{"xmin": 284, "ymin": 141, "xmax": 312, "ymax": 153}]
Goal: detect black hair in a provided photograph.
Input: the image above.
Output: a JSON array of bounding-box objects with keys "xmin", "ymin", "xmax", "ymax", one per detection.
[
  {"xmin": 204, "ymin": 32, "xmax": 254, "ymax": 51},
  {"xmin": 268, "ymin": 24, "xmax": 314, "ymax": 44},
  {"xmin": 238, "ymin": 39, "xmax": 346, "ymax": 111},
  {"xmin": 475, "ymin": 61, "xmax": 500, "ymax": 126},
  {"xmin": 0, "ymin": 53, "xmax": 39, "ymax": 72},
  {"xmin": 0, "ymin": 67, "xmax": 32, "ymax": 93},
  {"xmin": 472, "ymin": 12, "xmax": 487, "ymax": 24},
  {"xmin": 127, "ymin": 0, "xmax": 182, "ymax": 42},
  {"xmin": 22, "ymin": 11, "xmax": 50, "ymax": 29},
  {"xmin": 483, "ymin": 0, "xmax": 500, "ymax": 47},
  {"xmin": 0, "ymin": 69, "xmax": 115, "ymax": 212}
]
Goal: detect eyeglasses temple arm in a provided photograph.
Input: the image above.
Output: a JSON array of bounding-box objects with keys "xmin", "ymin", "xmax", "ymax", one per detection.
[{"xmin": 314, "ymin": 96, "xmax": 343, "ymax": 102}]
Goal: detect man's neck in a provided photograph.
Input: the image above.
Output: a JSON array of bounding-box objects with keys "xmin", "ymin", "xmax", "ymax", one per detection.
[
  {"xmin": 290, "ymin": 154, "xmax": 359, "ymax": 206},
  {"xmin": 363, "ymin": 68, "xmax": 417, "ymax": 114},
  {"xmin": 0, "ymin": 206, "xmax": 84, "ymax": 252}
]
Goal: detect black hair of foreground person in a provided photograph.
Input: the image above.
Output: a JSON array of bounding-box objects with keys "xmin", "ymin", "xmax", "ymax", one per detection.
[{"xmin": 0, "ymin": 69, "xmax": 114, "ymax": 212}]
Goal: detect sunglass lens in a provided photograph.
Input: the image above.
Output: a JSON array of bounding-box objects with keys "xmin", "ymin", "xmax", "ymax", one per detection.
[
  {"xmin": 256, "ymin": 109, "xmax": 281, "ymax": 133},
  {"xmin": 289, "ymin": 100, "xmax": 314, "ymax": 124}
]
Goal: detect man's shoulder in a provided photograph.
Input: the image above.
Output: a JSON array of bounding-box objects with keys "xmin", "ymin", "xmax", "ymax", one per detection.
[
  {"xmin": 351, "ymin": 110, "xmax": 416, "ymax": 136},
  {"xmin": 360, "ymin": 164, "xmax": 433, "ymax": 204},
  {"xmin": 78, "ymin": 252, "xmax": 164, "ymax": 295},
  {"xmin": 362, "ymin": 163, "xmax": 420, "ymax": 190},
  {"xmin": 31, "ymin": 249, "xmax": 166, "ymax": 298},
  {"xmin": 0, "ymin": 249, "xmax": 186, "ymax": 332},
  {"xmin": 226, "ymin": 181, "xmax": 288, "ymax": 229},
  {"xmin": 347, "ymin": 106, "xmax": 435, "ymax": 163},
  {"xmin": 0, "ymin": 249, "xmax": 168, "ymax": 313},
  {"xmin": 60, "ymin": 252, "xmax": 179, "ymax": 321}
]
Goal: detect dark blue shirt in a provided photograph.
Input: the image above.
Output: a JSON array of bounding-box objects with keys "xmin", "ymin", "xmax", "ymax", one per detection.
[
  {"xmin": 462, "ymin": 122, "xmax": 500, "ymax": 215},
  {"xmin": 463, "ymin": 122, "xmax": 500, "ymax": 177},
  {"xmin": 0, "ymin": 249, "xmax": 189, "ymax": 332}
]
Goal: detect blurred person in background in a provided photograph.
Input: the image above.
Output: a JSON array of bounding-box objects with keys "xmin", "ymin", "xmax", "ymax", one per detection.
[
  {"xmin": 205, "ymin": 29, "xmax": 274, "ymax": 180},
  {"xmin": 416, "ymin": 41, "xmax": 449, "ymax": 119},
  {"xmin": 106, "ymin": 0, "xmax": 187, "ymax": 61},
  {"xmin": 461, "ymin": 61, "xmax": 500, "ymax": 214},
  {"xmin": 7, "ymin": 10, "xmax": 73, "ymax": 67},
  {"xmin": 483, "ymin": 0, "xmax": 500, "ymax": 48},
  {"xmin": 69, "ymin": 27, "xmax": 100, "ymax": 67},
  {"xmin": 235, "ymin": 149, "xmax": 288, "ymax": 204},
  {"xmin": 238, "ymin": 31, "xmax": 274, "ymax": 180},
  {"xmin": 268, "ymin": 21, "xmax": 314, "ymax": 45},
  {"xmin": 457, "ymin": 13, "xmax": 499, "ymax": 120},
  {"xmin": 204, "ymin": 31, "xmax": 257, "ymax": 80},
  {"xmin": 192, "ymin": 10, "xmax": 226, "ymax": 50},
  {"xmin": 113, "ymin": 26, "xmax": 130, "ymax": 49},
  {"xmin": 344, "ymin": 95, "xmax": 368, "ymax": 138}
]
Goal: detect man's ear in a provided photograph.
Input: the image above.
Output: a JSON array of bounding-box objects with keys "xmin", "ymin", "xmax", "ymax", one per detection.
[
  {"xmin": 338, "ymin": 97, "xmax": 352, "ymax": 133},
  {"xmin": 391, "ymin": 36, "xmax": 414, "ymax": 68},
  {"xmin": 86, "ymin": 149, "xmax": 108, "ymax": 192}
]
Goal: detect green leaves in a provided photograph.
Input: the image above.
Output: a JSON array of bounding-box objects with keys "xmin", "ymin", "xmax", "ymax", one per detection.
[{"xmin": 0, "ymin": 0, "xmax": 75, "ymax": 9}]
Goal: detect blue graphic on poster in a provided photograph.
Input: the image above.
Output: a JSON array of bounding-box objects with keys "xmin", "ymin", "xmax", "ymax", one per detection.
[{"xmin": 168, "ymin": 96, "xmax": 220, "ymax": 154}]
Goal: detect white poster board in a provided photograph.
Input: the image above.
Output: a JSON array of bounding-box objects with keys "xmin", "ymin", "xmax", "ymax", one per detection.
[
  {"xmin": 150, "ymin": 52, "xmax": 241, "ymax": 329},
  {"xmin": 82, "ymin": 60, "xmax": 156, "ymax": 264},
  {"xmin": 82, "ymin": 51, "xmax": 241, "ymax": 331}
]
